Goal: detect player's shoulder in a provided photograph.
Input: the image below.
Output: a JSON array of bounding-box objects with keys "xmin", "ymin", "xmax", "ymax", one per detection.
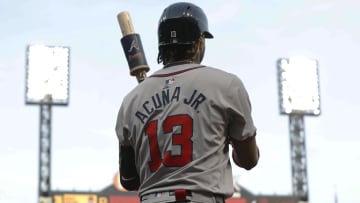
[
  {"xmin": 121, "ymin": 76, "xmax": 157, "ymax": 104},
  {"xmin": 202, "ymin": 65, "xmax": 248, "ymax": 88},
  {"xmin": 203, "ymin": 65, "xmax": 236, "ymax": 75},
  {"xmin": 201, "ymin": 65, "xmax": 242, "ymax": 82}
]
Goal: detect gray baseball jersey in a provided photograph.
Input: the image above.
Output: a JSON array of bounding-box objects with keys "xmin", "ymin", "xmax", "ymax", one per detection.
[{"xmin": 116, "ymin": 63, "xmax": 256, "ymax": 198}]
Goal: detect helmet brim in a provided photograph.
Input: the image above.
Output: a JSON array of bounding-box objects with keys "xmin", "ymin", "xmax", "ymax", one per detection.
[{"xmin": 203, "ymin": 31, "xmax": 214, "ymax": 39}]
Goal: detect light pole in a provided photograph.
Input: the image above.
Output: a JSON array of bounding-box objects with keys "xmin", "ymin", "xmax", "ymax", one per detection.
[
  {"xmin": 25, "ymin": 44, "xmax": 70, "ymax": 203},
  {"xmin": 277, "ymin": 56, "xmax": 321, "ymax": 202}
]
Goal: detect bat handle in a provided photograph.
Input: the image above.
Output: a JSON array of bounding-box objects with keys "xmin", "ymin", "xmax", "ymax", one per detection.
[{"xmin": 136, "ymin": 70, "xmax": 147, "ymax": 83}]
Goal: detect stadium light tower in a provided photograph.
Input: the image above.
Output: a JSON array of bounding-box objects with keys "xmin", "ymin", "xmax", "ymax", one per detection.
[
  {"xmin": 277, "ymin": 56, "xmax": 321, "ymax": 202},
  {"xmin": 25, "ymin": 44, "xmax": 70, "ymax": 203}
]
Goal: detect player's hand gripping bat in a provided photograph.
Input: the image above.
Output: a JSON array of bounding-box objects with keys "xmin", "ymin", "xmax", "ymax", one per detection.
[{"xmin": 117, "ymin": 11, "xmax": 150, "ymax": 83}]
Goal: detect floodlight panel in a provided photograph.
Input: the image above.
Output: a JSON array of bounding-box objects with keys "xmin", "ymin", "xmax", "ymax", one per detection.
[
  {"xmin": 278, "ymin": 56, "xmax": 320, "ymax": 115},
  {"xmin": 26, "ymin": 45, "xmax": 70, "ymax": 105}
]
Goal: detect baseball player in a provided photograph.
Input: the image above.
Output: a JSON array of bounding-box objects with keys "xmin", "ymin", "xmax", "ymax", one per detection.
[{"xmin": 115, "ymin": 2, "xmax": 260, "ymax": 203}]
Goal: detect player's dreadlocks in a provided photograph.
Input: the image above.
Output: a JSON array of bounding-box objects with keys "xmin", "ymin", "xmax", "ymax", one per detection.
[{"xmin": 157, "ymin": 36, "xmax": 205, "ymax": 65}]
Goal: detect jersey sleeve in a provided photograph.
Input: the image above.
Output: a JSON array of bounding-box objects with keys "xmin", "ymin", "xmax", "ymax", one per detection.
[
  {"xmin": 115, "ymin": 102, "xmax": 131, "ymax": 146},
  {"xmin": 226, "ymin": 76, "xmax": 257, "ymax": 141}
]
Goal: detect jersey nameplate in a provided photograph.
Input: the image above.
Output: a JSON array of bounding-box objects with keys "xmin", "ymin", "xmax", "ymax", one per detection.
[{"xmin": 135, "ymin": 86, "xmax": 207, "ymax": 124}]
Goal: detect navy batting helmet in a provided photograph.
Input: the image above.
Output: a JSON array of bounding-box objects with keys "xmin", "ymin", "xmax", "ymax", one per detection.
[{"xmin": 158, "ymin": 2, "xmax": 213, "ymax": 46}]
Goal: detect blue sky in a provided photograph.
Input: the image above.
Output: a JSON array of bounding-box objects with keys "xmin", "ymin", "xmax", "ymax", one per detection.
[{"xmin": 1, "ymin": 0, "xmax": 359, "ymax": 203}]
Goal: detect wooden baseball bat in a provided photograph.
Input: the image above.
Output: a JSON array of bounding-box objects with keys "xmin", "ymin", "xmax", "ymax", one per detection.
[{"xmin": 117, "ymin": 11, "xmax": 150, "ymax": 83}]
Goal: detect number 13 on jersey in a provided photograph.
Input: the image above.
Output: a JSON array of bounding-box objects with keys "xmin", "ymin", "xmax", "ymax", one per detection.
[{"xmin": 145, "ymin": 114, "xmax": 194, "ymax": 172}]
